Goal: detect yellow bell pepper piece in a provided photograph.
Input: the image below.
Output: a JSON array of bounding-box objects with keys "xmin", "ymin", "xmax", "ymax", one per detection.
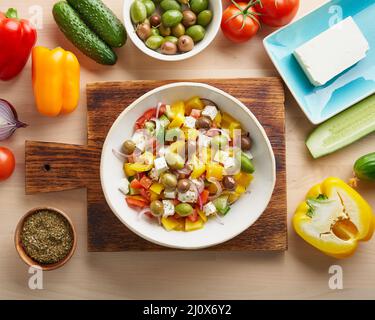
[
  {"xmin": 170, "ymin": 100, "xmax": 185, "ymax": 117},
  {"xmin": 206, "ymin": 162, "xmax": 224, "ymax": 181},
  {"xmin": 174, "ymin": 219, "xmax": 185, "ymax": 231},
  {"xmin": 227, "ymin": 192, "xmax": 240, "ymax": 204},
  {"xmin": 32, "ymin": 46, "xmax": 80, "ymax": 117},
  {"xmin": 150, "ymin": 182, "xmax": 164, "ymax": 195},
  {"xmin": 197, "ymin": 210, "xmax": 208, "ymax": 223},
  {"xmin": 129, "ymin": 163, "xmax": 153, "ymax": 172},
  {"xmin": 221, "ymin": 112, "xmax": 238, "ymax": 128},
  {"xmin": 235, "ymin": 185, "xmax": 246, "ymax": 194},
  {"xmin": 234, "ymin": 172, "xmax": 253, "ymax": 188},
  {"xmin": 185, "ymin": 217, "xmax": 204, "ymax": 232},
  {"xmin": 168, "ymin": 113, "xmax": 185, "ymax": 128},
  {"xmin": 190, "ymin": 155, "xmax": 206, "ymax": 179},
  {"xmin": 124, "ymin": 163, "xmax": 136, "ymax": 177},
  {"xmin": 161, "ymin": 216, "xmax": 180, "ymax": 231},
  {"xmin": 149, "ymin": 190, "xmax": 160, "ymax": 201},
  {"xmin": 185, "ymin": 96, "xmax": 204, "ymax": 115},
  {"xmin": 183, "ymin": 128, "xmax": 199, "ymax": 141},
  {"xmin": 293, "ymin": 177, "xmax": 375, "ymax": 259},
  {"xmin": 213, "ymin": 112, "xmax": 222, "ymax": 126}
]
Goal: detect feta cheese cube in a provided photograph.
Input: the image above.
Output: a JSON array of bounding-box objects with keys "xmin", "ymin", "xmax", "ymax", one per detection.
[
  {"xmin": 158, "ymin": 147, "xmax": 167, "ymax": 157},
  {"xmin": 178, "ymin": 190, "xmax": 198, "ymax": 203},
  {"xmin": 184, "ymin": 116, "xmax": 197, "ymax": 129},
  {"xmin": 132, "ymin": 131, "xmax": 147, "ymax": 152},
  {"xmin": 203, "ymin": 202, "xmax": 217, "ymax": 216},
  {"xmin": 198, "ymin": 134, "xmax": 212, "ymax": 147},
  {"xmin": 154, "ymin": 157, "xmax": 168, "ymax": 174},
  {"xmin": 293, "ymin": 17, "xmax": 369, "ymax": 86},
  {"xmin": 214, "ymin": 150, "xmax": 229, "ymax": 164},
  {"xmin": 118, "ymin": 178, "xmax": 129, "ymax": 195},
  {"xmin": 148, "ymin": 168, "xmax": 159, "ymax": 181},
  {"xmin": 164, "ymin": 190, "xmax": 176, "ymax": 199},
  {"xmin": 202, "ymin": 105, "xmax": 218, "ymax": 120},
  {"xmin": 162, "ymin": 200, "xmax": 175, "ymax": 217},
  {"xmin": 223, "ymin": 157, "xmax": 236, "ymax": 169}
]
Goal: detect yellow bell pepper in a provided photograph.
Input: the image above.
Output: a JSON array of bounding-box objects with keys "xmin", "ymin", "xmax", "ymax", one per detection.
[
  {"xmin": 32, "ymin": 46, "xmax": 80, "ymax": 117},
  {"xmin": 124, "ymin": 163, "xmax": 136, "ymax": 177},
  {"xmin": 169, "ymin": 113, "xmax": 185, "ymax": 128},
  {"xmin": 235, "ymin": 185, "xmax": 246, "ymax": 194},
  {"xmin": 197, "ymin": 209, "xmax": 208, "ymax": 222},
  {"xmin": 185, "ymin": 217, "xmax": 204, "ymax": 231},
  {"xmin": 213, "ymin": 112, "xmax": 222, "ymax": 127},
  {"xmin": 190, "ymin": 155, "xmax": 206, "ymax": 179},
  {"xmin": 162, "ymin": 216, "xmax": 184, "ymax": 231},
  {"xmin": 206, "ymin": 162, "xmax": 224, "ymax": 181},
  {"xmin": 128, "ymin": 163, "xmax": 153, "ymax": 173},
  {"xmin": 234, "ymin": 172, "xmax": 253, "ymax": 188},
  {"xmin": 170, "ymin": 100, "xmax": 185, "ymax": 116},
  {"xmin": 150, "ymin": 182, "xmax": 164, "ymax": 195},
  {"xmin": 221, "ymin": 112, "xmax": 242, "ymax": 138},
  {"xmin": 149, "ymin": 191, "xmax": 160, "ymax": 201},
  {"xmin": 185, "ymin": 96, "xmax": 204, "ymax": 115},
  {"xmin": 293, "ymin": 177, "xmax": 375, "ymax": 259}
]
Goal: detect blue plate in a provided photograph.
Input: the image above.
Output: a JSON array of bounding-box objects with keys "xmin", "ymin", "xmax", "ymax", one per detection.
[{"xmin": 263, "ymin": 0, "xmax": 375, "ymax": 124}]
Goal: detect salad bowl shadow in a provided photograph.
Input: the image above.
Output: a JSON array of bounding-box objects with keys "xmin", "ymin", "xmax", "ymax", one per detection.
[{"xmin": 100, "ymin": 82, "xmax": 276, "ymax": 249}]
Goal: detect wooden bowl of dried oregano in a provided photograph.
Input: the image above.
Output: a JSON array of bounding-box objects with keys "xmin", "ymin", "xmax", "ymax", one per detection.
[{"xmin": 15, "ymin": 207, "xmax": 77, "ymax": 271}]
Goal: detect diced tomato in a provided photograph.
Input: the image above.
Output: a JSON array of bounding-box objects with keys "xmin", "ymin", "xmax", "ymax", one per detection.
[
  {"xmin": 139, "ymin": 188, "xmax": 151, "ymax": 202},
  {"xmin": 173, "ymin": 199, "xmax": 180, "ymax": 206},
  {"xmin": 200, "ymin": 190, "xmax": 210, "ymax": 205},
  {"xmin": 140, "ymin": 176, "xmax": 153, "ymax": 189},
  {"xmin": 126, "ymin": 196, "xmax": 148, "ymax": 208},
  {"xmin": 130, "ymin": 179, "xmax": 143, "ymax": 189},
  {"xmin": 135, "ymin": 108, "xmax": 157, "ymax": 129},
  {"xmin": 159, "ymin": 104, "xmax": 167, "ymax": 116},
  {"xmin": 187, "ymin": 210, "xmax": 199, "ymax": 222},
  {"xmin": 173, "ymin": 213, "xmax": 183, "ymax": 220}
]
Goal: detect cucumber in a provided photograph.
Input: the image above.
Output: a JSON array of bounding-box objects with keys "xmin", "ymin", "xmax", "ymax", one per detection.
[
  {"xmin": 67, "ymin": 0, "xmax": 126, "ymax": 48},
  {"xmin": 306, "ymin": 95, "xmax": 375, "ymax": 159},
  {"xmin": 53, "ymin": 1, "xmax": 117, "ymax": 65},
  {"xmin": 354, "ymin": 153, "xmax": 375, "ymax": 181}
]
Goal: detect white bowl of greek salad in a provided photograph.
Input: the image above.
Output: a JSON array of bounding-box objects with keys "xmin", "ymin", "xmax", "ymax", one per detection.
[{"xmin": 100, "ymin": 82, "xmax": 276, "ymax": 249}]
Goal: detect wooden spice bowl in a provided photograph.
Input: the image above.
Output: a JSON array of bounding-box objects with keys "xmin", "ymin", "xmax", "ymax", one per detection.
[{"xmin": 15, "ymin": 207, "xmax": 77, "ymax": 271}]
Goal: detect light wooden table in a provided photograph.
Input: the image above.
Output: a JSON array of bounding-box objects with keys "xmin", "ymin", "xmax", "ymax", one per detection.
[{"xmin": 1, "ymin": 0, "xmax": 374, "ymax": 300}]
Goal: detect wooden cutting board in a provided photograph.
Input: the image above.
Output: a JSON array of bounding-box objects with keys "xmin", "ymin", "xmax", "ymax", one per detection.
[{"xmin": 25, "ymin": 78, "xmax": 287, "ymax": 252}]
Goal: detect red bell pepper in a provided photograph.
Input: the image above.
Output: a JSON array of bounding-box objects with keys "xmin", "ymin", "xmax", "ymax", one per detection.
[
  {"xmin": 0, "ymin": 8, "xmax": 37, "ymax": 81},
  {"xmin": 126, "ymin": 196, "xmax": 148, "ymax": 209}
]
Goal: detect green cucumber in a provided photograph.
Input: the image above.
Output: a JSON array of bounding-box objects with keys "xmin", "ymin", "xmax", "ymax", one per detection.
[
  {"xmin": 354, "ymin": 152, "xmax": 375, "ymax": 181},
  {"xmin": 306, "ymin": 95, "xmax": 375, "ymax": 159},
  {"xmin": 53, "ymin": 1, "xmax": 117, "ymax": 65},
  {"xmin": 67, "ymin": 0, "xmax": 126, "ymax": 48}
]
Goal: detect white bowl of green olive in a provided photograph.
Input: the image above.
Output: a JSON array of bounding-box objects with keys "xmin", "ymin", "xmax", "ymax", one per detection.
[
  {"xmin": 124, "ymin": 0, "xmax": 222, "ymax": 61},
  {"xmin": 100, "ymin": 83, "xmax": 276, "ymax": 249}
]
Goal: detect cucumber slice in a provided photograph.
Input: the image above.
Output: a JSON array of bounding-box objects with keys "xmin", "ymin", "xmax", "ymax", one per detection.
[{"xmin": 306, "ymin": 95, "xmax": 375, "ymax": 159}]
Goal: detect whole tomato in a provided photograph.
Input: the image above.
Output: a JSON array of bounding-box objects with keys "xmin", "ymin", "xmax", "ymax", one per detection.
[
  {"xmin": 221, "ymin": 1, "xmax": 260, "ymax": 43},
  {"xmin": 254, "ymin": 0, "xmax": 299, "ymax": 27},
  {"xmin": 0, "ymin": 147, "xmax": 15, "ymax": 181}
]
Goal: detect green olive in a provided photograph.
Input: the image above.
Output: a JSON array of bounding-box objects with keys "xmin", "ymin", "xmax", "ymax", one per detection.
[
  {"xmin": 162, "ymin": 10, "xmax": 183, "ymax": 27},
  {"xmin": 150, "ymin": 200, "xmax": 164, "ymax": 216},
  {"xmin": 141, "ymin": 0, "xmax": 156, "ymax": 16},
  {"xmin": 177, "ymin": 179, "xmax": 191, "ymax": 193},
  {"xmin": 122, "ymin": 140, "xmax": 136, "ymax": 155},
  {"xmin": 131, "ymin": 0, "xmax": 147, "ymax": 24},
  {"xmin": 189, "ymin": 0, "xmax": 208, "ymax": 14},
  {"xmin": 162, "ymin": 35, "xmax": 179, "ymax": 45},
  {"xmin": 211, "ymin": 135, "xmax": 229, "ymax": 149},
  {"xmin": 145, "ymin": 35, "xmax": 164, "ymax": 50},
  {"xmin": 241, "ymin": 152, "xmax": 255, "ymax": 174},
  {"xmin": 186, "ymin": 25, "xmax": 205, "ymax": 42},
  {"xmin": 197, "ymin": 9, "xmax": 212, "ymax": 27},
  {"xmin": 182, "ymin": 10, "xmax": 197, "ymax": 27},
  {"xmin": 160, "ymin": 0, "xmax": 182, "ymax": 11},
  {"xmin": 161, "ymin": 173, "xmax": 178, "ymax": 188},
  {"xmin": 175, "ymin": 203, "xmax": 193, "ymax": 217},
  {"xmin": 159, "ymin": 24, "xmax": 172, "ymax": 36},
  {"xmin": 150, "ymin": 27, "xmax": 160, "ymax": 36},
  {"xmin": 165, "ymin": 152, "xmax": 185, "ymax": 170},
  {"xmin": 171, "ymin": 23, "xmax": 185, "ymax": 37},
  {"xmin": 145, "ymin": 121, "xmax": 156, "ymax": 132}
]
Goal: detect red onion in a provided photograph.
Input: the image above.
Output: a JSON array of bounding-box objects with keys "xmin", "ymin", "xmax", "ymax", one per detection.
[
  {"xmin": 155, "ymin": 102, "xmax": 162, "ymax": 118},
  {"xmin": 206, "ymin": 128, "xmax": 231, "ymax": 140},
  {"xmin": 0, "ymin": 99, "xmax": 27, "ymax": 141},
  {"xmin": 207, "ymin": 177, "xmax": 223, "ymax": 201},
  {"xmin": 112, "ymin": 148, "xmax": 133, "ymax": 161}
]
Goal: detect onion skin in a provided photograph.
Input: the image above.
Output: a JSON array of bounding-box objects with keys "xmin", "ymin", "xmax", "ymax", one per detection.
[
  {"xmin": 354, "ymin": 152, "xmax": 375, "ymax": 181},
  {"xmin": 0, "ymin": 99, "xmax": 27, "ymax": 141}
]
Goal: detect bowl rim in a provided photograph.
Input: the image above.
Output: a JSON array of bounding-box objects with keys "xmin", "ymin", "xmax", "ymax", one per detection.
[
  {"xmin": 123, "ymin": 0, "xmax": 223, "ymax": 62},
  {"xmin": 100, "ymin": 82, "xmax": 277, "ymax": 249},
  {"xmin": 14, "ymin": 207, "xmax": 77, "ymax": 271}
]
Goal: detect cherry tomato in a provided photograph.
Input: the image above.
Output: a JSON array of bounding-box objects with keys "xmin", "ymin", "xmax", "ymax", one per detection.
[
  {"xmin": 254, "ymin": 0, "xmax": 299, "ymax": 27},
  {"xmin": 221, "ymin": 1, "xmax": 260, "ymax": 43},
  {"xmin": 0, "ymin": 147, "xmax": 15, "ymax": 181}
]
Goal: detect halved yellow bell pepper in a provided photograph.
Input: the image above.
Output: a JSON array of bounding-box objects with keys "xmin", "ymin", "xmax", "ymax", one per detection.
[
  {"xmin": 293, "ymin": 177, "xmax": 375, "ymax": 259},
  {"xmin": 32, "ymin": 46, "xmax": 80, "ymax": 117}
]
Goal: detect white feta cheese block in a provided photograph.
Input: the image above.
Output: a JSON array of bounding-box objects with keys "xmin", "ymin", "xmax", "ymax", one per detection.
[
  {"xmin": 184, "ymin": 116, "xmax": 197, "ymax": 129},
  {"xmin": 131, "ymin": 131, "xmax": 147, "ymax": 152},
  {"xmin": 223, "ymin": 157, "xmax": 236, "ymax": 169},
  {"xmin": 293, "ymin": 17, "xmax": 369, "ymax": 86},
  {"xmin": 118, "ymin": 178, "xmax": 130, "ymax": 195},
  {"xmin": 164, "ymin": 190, "xmax": 176, "ymax": 199},
  {"xmin": 198, "ymin": 134, "xmax": 212, "ymax": 147},
  {"xmin": 162, "ymin": 200, "xmax": 175, "ymax": 217},
  {"xmin": 202, "ymin": 105, "xmax": 218, "ymax": 120},
  {"xmin": 154, "ymin": 157, "xmax": 168, "ymax": 174},
  {"xmin": 203, "ymin": 202, "xmax": 217, "ymax": 216},
  {"xmin": 214, "ymin": 150, "xmax": 229, "ymax": 164},
  {"xmin": 178, "ymin": 190, "xmax": 198, "ymax": 203}
]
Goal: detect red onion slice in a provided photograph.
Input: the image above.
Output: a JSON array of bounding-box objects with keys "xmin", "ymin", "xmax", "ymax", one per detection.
[
  {"xmin": 207, "ymin": 177, "xmax": 223, "ymax": 201},
  {"xmin": 0, "ymin": 99, "xmax": 27, "ymax": 141}
]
